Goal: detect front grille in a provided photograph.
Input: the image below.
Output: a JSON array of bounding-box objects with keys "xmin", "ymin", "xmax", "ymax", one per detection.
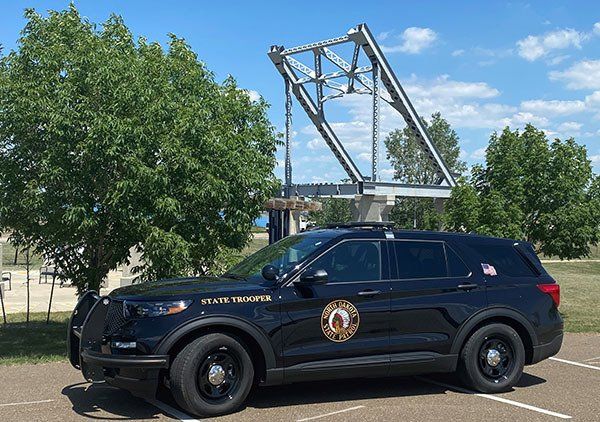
[{"xmin": 103, "ymin": 300, "xmax": 128, "ymax": 335}]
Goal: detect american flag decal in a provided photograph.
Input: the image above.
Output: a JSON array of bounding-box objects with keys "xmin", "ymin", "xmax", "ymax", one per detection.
[{"xmin": 481, "ymin": 263, "xmax": 497, "ymax": 276}]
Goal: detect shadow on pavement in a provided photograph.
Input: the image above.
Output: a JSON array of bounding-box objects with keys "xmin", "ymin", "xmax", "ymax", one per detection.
[
  {"xmin": 246, "ymin": 371, "xmax": 548, "ymax": 410},
  {"xmin": 516, "ymin": 372, "xmax": 546, "ymax": 388},
  {"xmin": 62, "ymin": 382, "xmax": 161, "ymax": 420},
  {"xmin": 61, "ymin": 371, "xmax": 548, "ymax": 418},
  {"xmin": 247, "ymin": 376, "xmax": 450, "ymax": 409}
]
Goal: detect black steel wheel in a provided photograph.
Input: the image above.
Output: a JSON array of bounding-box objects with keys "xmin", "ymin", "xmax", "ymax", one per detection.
[
  {"xmin": 170, "ymin": 333, "xmax": 254, "ymax": 417},
  {"xmin": 458, "ymin": 323, "xmax": 525, "ymax": 393},
  {"xmin": 197, "ymin": 347, "xmax": 242, "ymax": 402},
  {"xmin": 478, "ymin": 337, "xmax": 514, "ymax": 381}
]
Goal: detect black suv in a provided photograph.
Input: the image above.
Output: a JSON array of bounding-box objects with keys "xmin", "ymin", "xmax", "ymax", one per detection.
[{"xmin": 68, "ymin": 223, "xmax": 563, "ymax": 417}]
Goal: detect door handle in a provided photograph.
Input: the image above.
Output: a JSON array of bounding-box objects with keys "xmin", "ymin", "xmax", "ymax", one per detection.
[
  {"xmin": 358, "ymin": 289, "xmax": 381, "ymax": 297},
  {"xmin": 457, "ymin": 283, "xmax": 478, "ymax": 291}
]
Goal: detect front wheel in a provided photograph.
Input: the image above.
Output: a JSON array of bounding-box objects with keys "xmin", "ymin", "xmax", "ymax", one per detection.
[
  {"xmin": 170, "ymin": 333, "xmax": 254, "ymax": 417},
  {"xmin": 458, "ymin": 323, "xmax": 525, "ymax": 393}
]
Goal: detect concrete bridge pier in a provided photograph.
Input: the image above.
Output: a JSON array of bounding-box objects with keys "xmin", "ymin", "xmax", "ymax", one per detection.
[{"xmin": 351, "ymin": 194, "xmax": 396, "ymax": 222}]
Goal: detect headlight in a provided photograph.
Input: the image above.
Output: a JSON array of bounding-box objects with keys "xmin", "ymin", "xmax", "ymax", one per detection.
[{"xmin": 123, "ymin": 300, "xmax": 192, "ymax": 318}]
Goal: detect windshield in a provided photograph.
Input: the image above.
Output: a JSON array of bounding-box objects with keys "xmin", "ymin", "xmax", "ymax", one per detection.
[{"xmin": 224, "ymin": 232, "xmax": 337, "ymax": 282}]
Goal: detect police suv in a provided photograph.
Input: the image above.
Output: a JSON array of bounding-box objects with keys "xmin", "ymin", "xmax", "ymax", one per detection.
[{"xmin": 68, "ymin": 223, "xmax": 563, "ymax": 417}]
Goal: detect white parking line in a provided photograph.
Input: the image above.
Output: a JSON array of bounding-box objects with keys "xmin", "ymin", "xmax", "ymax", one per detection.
[
  {"xmin": 416, "ymin": 377, "xmax": 571, "ymax": 419},
  {"xmin": 146, "ymin": 399, "xmax": 200, "ymax": 422},
  {"xmin": 0, "ymin": 399, "xmax": 55, "ymax": 408},
  {"xmin": 297, "ymin": 405, "xmax": 366, "ymax": 421},
  {"xmin": 550, "ymin": 357, "xmax": 600, "ymax": 371},
  {"xmin": 583, "ymin": 355, "xmax": 600, "ymax": 362}
]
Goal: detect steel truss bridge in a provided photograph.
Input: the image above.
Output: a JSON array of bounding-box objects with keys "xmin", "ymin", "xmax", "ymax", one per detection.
[{"xmin": 268, "ymin": 23, "xmax": 456, "ymax": 199}]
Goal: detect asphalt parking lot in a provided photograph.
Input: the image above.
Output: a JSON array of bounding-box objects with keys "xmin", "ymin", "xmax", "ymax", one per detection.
[{"xmin": 0, "ymin": 333, "xmax": 598, "ymax": 421}]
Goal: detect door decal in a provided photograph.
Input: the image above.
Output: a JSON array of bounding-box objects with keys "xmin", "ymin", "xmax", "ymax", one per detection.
[{"xmin": 321, "ymin": 300, "xmax": 360, "ymax": 342}]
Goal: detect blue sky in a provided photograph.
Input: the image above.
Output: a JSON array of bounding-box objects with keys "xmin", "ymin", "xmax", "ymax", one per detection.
[{"xmin": 2, "ymin": 1, "xmax": 600, "ymax": 183}]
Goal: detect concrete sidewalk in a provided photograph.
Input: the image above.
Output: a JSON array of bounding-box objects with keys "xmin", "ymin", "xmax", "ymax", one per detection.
[{"xmin": 0, "ymin": 269, "xmax": 124, "ymax": 314}]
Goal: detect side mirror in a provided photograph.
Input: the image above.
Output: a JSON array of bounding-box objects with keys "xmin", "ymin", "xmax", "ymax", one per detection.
[
  {"xmin": 296, "ymin": 269, "xmax": 328, "ymax": 286},
  {"xmin": 261, "ymin": 265, "xmax": 279, "ymax": 281}
]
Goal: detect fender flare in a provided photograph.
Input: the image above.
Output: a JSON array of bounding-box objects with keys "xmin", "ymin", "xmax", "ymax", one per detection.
[
  {"xmin": 154, "ymin": 315, "xmax": 277, "ymax": 370},
  {"xmin": 450, "ymin": 306, "xmax": 539, "ymax": 355}
]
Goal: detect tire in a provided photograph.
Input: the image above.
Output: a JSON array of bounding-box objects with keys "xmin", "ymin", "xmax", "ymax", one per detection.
[
  {"xmin": 170, "ymin": 333, "xmax": 254, "ymax": 417},
  {"xmin": 458, "ymin": 323, "xmax": 525, "ymax": 393}
]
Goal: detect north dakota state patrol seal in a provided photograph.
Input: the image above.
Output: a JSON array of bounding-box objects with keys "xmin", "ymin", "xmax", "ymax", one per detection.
[{"xmin": 321, "ymin": 300, "xmax": 360, "ymax": 342}]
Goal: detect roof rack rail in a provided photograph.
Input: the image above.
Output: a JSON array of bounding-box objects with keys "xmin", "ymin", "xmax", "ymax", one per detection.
[{"xmin": 325, "ymin": 222, "xmax": 395, "ymax": 230}]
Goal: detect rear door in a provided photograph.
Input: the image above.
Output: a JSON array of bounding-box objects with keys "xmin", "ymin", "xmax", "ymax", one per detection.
[
  {"xmin": 388, "ymin": 239, "xmax": 486, "ymax": 368},
  {"xmin": 279, "ymin": 239, "xmax": 391, "ymax": 381}
]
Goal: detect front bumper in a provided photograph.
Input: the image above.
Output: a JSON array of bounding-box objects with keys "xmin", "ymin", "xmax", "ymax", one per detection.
[{"xmin": 68, "ymin": 292, "xmax": 169, "ymax": 399}]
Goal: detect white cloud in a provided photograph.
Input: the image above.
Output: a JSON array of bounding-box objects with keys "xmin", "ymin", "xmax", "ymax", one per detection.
[
  {"xmin": 594, "ymin": 22, "xmax": 600, "ymax": 35},
  {"xmin": 358, "ymin": 152, "xmax": 372, "ymax": 162},
  {"xmin": 517, "ymin": 28, "xmax": 587, "ymax": 61},
  {"xmin": 246, "ymin": 90, "xmax": 261, "ymax": 102},
  {"xmin": 557, "ymin": 121, "xmax": 582, "ymax": 133},
  {"xmin": 337, "ymin": 75, "xmax": 513, "ymax": 131},
  {"xmin": 590, "ymin": 154, "xmax": 600, "ymax": 165},
  {"xmin": 377, "ymin": 30, "xmax": 392, "ymax": 41},
  {"xmin": 405, "ymin": 75, "xmax": 500, "ymax": 99},
  {"xmin": 451, "ymin": 49, "xmax": 465, "ymax": 57},
  {"xmin": 381, "ymin": 27, "xmax": 438, "ymax": 54},
  {"xmin": 546, "ymin": 54, "xmax": 569, "ymax": 66},
  {"xmin": 307, "ymin": 137, "xmax": 325, "ymax": 150},
  {"xmin": 585, "ymin": 91, "xmax": 600, "ymax": 106},
  {"xmin": 505, "ymin": 112, "xmax": 548, "ymax": 127},
  {"xmin": 520, "ymin": 99, "xmax": 586, "ymax": 116},
  {"xmin": 380, "ymin": 168, "xmax": 396, "ymax": 177},
  {"xmin": 471, "ymin": 147, "xmax": 487, "ymax": 160},
  {"xmin": 549, "ymin": 59, "xmax": 600, "ymax": 89}
]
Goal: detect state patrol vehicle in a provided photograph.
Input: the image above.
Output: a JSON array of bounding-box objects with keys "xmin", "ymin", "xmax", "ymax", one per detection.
[{"xmin": 68, "ymin": 223, "xmax": 563, "ymax": 417}]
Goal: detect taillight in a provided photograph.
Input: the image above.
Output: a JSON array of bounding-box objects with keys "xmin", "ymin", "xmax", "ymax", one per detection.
[{"xmin": 537, "ymin": 284, "xmax": 560, "ymax": 307}]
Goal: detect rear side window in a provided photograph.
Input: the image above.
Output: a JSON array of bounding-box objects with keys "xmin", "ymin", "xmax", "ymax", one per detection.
[
  {"xmin": 474, "ymin": 243, "xmax": 537, "ymax": 277},
  {"xmin": 393, "ymin": 241, "xmax": 446, "ymax": 279},
  {"xmin": 446, "ymin": 245, "xmax": 471, "ymax": 277}
]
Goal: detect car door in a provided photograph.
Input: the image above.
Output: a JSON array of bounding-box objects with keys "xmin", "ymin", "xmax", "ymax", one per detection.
[
  {"xmin": 388, "ymin": 239, "xmax": 486, "ymax": 373},
  {"xmin": 279, "ymin": 239, "xmax": 391, "ymax": 382}
]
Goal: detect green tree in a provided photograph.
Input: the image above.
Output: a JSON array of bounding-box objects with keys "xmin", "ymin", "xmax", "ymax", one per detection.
[
  {"xmin": 309, "ymin": 198, "xmax": 352, "ymax": 227},
  {"xmin": 446, "ymin": 125, "xmax": 600, "ymax": 259},
  {"xmin": 0, "ymin": 6, "xmax": 279, "ymax": 293},
  {"xmin": 444, "ymin": 180, "xmax": 479, "ymax": 232},
  {"xmin": 385, "ymin": 112, "xmax": 466, "ymax": 229}
]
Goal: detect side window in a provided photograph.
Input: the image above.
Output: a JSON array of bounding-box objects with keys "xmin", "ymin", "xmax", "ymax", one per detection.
[
  {"xmin": 445, "ymin": 244, "xmax": 471, "ymax": 277},
  {"xmin": 474, "ymin": 243, "xmax": 536, "ymax": 277},
  {"xmin": 393, "ymin": 241, "xmax": 446, "ymax": 279},
  {"xmin": 307, "ymin": 241, "xmax": 381, "ymax": 283}
]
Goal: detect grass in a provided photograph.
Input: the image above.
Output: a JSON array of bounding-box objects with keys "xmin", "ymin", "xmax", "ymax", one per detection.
[
  {"xmin": 0, "ymin": 246, "xmax": 597, "ymax": 367},
  {"xmin": 544, "ymin": 261, "xmax": 600, "ymax": 333},
  {"xmin": 2, "ymin": 242, "xmax": 44, "ymax": 271},
  {"xmin": 0, "ymin": 311, "xmax": 71, "ymax": 366}
]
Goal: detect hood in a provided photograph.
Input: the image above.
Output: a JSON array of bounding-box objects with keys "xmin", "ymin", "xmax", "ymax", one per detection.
[{"xmin": 109, "ymin": 276, "xmax": 268, "ymax": 300}]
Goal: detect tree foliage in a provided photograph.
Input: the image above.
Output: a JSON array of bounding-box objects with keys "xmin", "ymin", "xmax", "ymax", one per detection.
[
  {"xmin": 446, "ymin": 125, "xmax": 600, "ymax": 259},
  {"xmin": 309, "ymin": 198, "xmax": 353, "ymax": 227},
  {"xmin": 0, "ymin": 6, "xmax": 279, "ymax": 293},
  {"xmin": 385, "ymin": 112, "xmax": 466, "ymax": 229}
]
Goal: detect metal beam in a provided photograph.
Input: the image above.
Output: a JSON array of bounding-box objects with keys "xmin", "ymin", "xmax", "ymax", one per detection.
[
  {"xmin": 269, "ymin": 23, "xmax": 458, "ymax": 199},
  {"xmin": 372, "ymin": 62, "xmax": 380, "ymax": 182},
  {"xmin": 288, "ymin": 181, "xmax": 452, "ymax": 199},
  {"xmin": 284, "ymin": 79, "xmax": 293, "ymax": 189},
  {"xmin": 268, "ymin": 46, "xmax": 364, "ymax": 184},
  {"xmin": 350, "ymin": 24, "xmax": 456, "ymax": 187}
]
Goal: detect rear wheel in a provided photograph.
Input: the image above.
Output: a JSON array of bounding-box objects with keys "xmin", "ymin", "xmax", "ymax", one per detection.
[
  {"xmin": 170, "ymin": 333, "xmax": 254, "ymax": 417},
  {"xmin": 458, "ymin": 323, "xmax": 525, "ymax": 393}
]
